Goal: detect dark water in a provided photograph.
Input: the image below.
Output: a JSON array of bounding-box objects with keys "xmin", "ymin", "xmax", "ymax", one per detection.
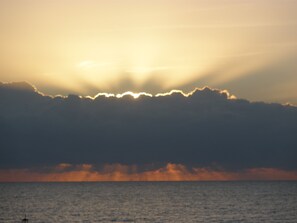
[{"xmin": 0, "ymin": 182, "xmax": 297, "ymax": 223}]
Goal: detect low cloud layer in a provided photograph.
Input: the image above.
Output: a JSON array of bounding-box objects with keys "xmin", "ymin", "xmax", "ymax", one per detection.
[{"xmin": 0, "ymin": 82, "xmax": 297, "ymax": 173}]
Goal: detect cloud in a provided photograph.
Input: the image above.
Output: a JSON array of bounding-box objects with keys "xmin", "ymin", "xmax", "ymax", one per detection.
[{"xmin": 0, "ymin": 82, "xmax": 297, "ymax": 174}]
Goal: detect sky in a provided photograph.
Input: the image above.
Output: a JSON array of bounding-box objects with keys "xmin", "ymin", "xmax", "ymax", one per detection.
[
  {"xmin": 1, "ymin": 0, "xmax": 297, "ymax": 103},
  {"xmin": 1, "ymin": 0, "xmax": 297, "ymax": 181}
]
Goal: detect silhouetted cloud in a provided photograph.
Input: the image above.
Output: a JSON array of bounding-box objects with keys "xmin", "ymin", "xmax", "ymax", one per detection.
[{"xmin": 0, "ymin": 82, "xmax": 297, "ymax": 171}]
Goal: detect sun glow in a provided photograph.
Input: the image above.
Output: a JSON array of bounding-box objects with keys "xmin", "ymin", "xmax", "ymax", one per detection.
[
  {"xmin": 91, "ymin": 91, "xmax": 153, "ymax": 99},
  {"xmin": 80, "ymin": 87, "xmax": 236, "ymax": 100},
  {"xmin": 116, "ymin": 91, "xmax": 152, "ymax": 99},
  {"xmin": 77, "ymin": 61, "xmax": 98, "ymax": 69},
  {"xmin": 1, "ymin": 0, "xmax": 297, "ymax": 102}
]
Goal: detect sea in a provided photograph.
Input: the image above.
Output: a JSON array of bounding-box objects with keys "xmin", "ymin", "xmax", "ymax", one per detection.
[{"xmin": 0, "ymin": 182, "xmax": 297, "ymax": 223}]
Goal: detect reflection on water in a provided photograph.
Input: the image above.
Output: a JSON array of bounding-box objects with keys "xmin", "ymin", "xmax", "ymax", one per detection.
[{"xmin": 0, "ymin": 182, "xmax": 297, "ymax": 223}]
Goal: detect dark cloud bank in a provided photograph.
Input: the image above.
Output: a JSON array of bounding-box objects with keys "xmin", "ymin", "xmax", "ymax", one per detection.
[{"xmin": 0, "ymin": 82, "xmax": 297, "ymax": 171}]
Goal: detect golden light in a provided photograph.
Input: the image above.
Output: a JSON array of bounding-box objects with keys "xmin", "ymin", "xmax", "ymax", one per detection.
[
  {"xmin": 0, "ymin": 0, "xmax": 296, "ymax": 102},
  {"xmin": 91, "ymin": 91, "xmax": 153, "ymax": 99},
  {"xmin": 77, "ymin": 60, "xmax": 99, "ymax": 69},
  {"xmin": 116, "ymin": 91, "xmax": 152, "ymax": 99}
]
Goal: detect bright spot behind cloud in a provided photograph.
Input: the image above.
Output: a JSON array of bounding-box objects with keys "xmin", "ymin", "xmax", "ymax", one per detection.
[{"xmin": 0, "ymin": 0, "xmax": 297, "ymax": 103}]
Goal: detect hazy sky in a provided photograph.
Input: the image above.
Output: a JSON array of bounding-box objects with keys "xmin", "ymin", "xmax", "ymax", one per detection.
[{"xmin": 1, "ymin": 0, "xmax": 297, "ymax": 103}]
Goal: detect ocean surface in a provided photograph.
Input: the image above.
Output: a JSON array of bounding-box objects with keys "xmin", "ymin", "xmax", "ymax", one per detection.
[{"xmin": 0, "ymin": 182, "xmax": 297, "ymax": 223}]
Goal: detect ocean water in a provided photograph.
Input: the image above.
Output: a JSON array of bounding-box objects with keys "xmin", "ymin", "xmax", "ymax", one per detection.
[{"xmin": 0, "ymin": 182, "xmax": 297, "ymax": 223}]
